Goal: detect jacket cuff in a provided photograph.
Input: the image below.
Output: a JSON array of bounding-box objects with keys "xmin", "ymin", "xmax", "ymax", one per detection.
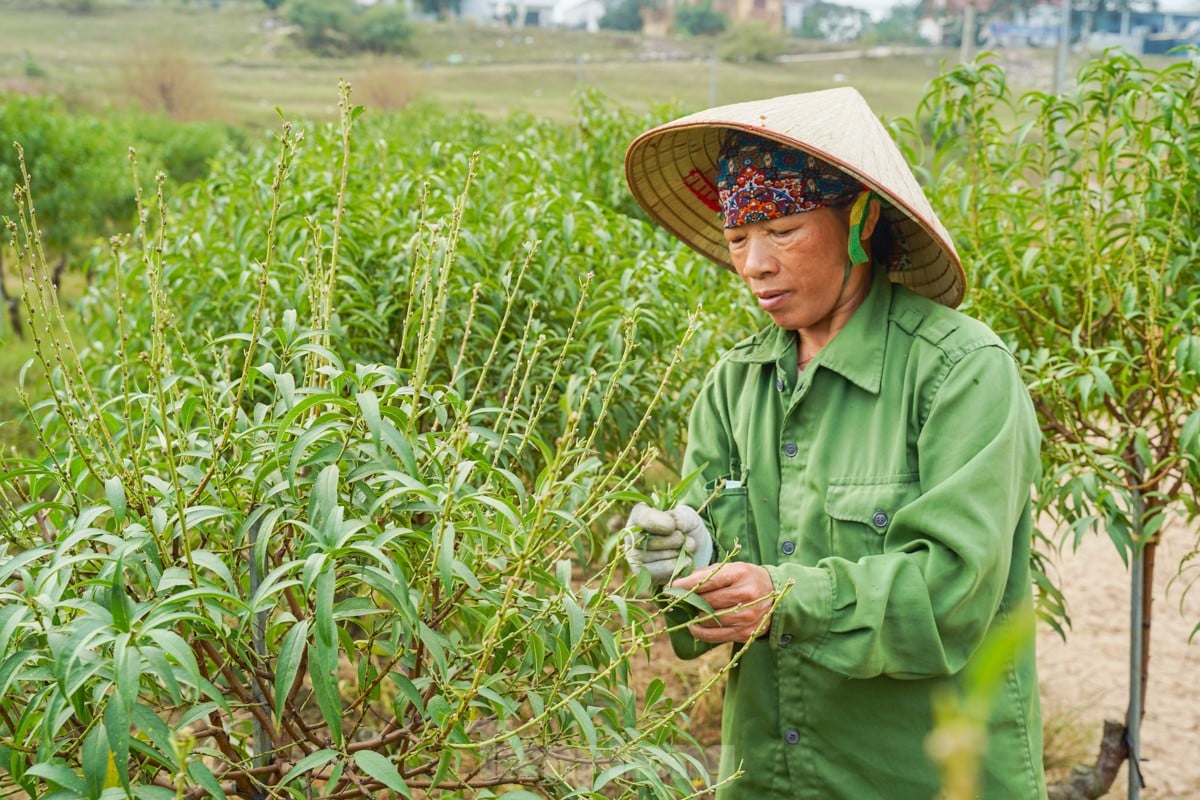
[{"xmin": 762, "ymin": 564, "xmax": 834, "ymax": 649}]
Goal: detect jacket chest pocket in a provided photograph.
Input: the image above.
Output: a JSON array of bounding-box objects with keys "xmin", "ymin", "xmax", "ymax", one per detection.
[
  {"xmin": 703, "ymin": 479, "xmax": 759, "ymax": 564},
  {"xmin": 823, "ymin": 478, "xmax": 919, "ymax": 560}
]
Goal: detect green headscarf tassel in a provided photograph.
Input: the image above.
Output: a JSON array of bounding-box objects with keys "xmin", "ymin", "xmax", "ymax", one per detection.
[{"xmin": 847, "ymin": 190, "xmax": 873, "ymax": 265}]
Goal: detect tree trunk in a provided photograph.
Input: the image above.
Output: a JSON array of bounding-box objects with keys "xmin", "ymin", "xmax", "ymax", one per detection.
[
  {"xmin": 1047, "ymin": 719, "xmax": 1129, "ymax": 800},
  {"xmin": 0, "ymin": 249, "xmax": 22, "ymax": 339}
]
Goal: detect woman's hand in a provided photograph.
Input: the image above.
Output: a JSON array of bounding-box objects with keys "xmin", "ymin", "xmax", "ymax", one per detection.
[{"xmin": 671, "ymin": 562, "xmax": 775, "ymax": 644}]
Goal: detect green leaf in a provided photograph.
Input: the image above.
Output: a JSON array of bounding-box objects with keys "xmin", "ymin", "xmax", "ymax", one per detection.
[
  {"xmin": 392, "ymin": 673, "xmax": 424, "ymax": 716},
  {"xmin": 81, "ymin": 723, "xmax": 110, "ymax": 800},
  {"xmin": 643, "ymin": 677, "xmax": 665, "ymax": 711},
  {"xmin": 108, "ymin": 557, "xmax": 132, "ymax": 634},
  {"xmin": 566, "ymin": 698, "xmax": 597, "ymax": 756},
  {"xmin": 104, "ymin": 476, "xmax": 126, "ymax": 525},
  {"xmin": 144, "ymin": 628, "xmax": 202, "ymax": 690},
  {"xmin": 186, "ymin": 759, "xmax": 226, "ymax": 799},
  {"xmin": 0, "ymin": 649, "xmax": 38, "ymax": 701},
  {"xmin": 133, "ymin": 787, "xmax": 176, "ymax": 800},
  {"xmin": 1180, "ymin": 408, "xmax": 1200, "ymax": 462},
  {"xmin": 1175, "ymin": 334, "xmax": 1200, "ymax": 374},
  {"xmin": 352, "ymin": 751, "xmax": 410, "ymax": 798},
  {"xmin": 315, "ymin": 566, "xmax": 336, "ymax": 647},
  {"xmin": 308, "ymin": 640, "xmax": 344, "ymax": 747},
  {"xmin": 0, "ymin": 544, "xmax": 50, "ymax": 583},
  {"xmin": 356, "ymin": 390, "xmax": 383, "ymax": 451},
  {"xmin": 275, "ymin": 620, "xmax": 309, "ymax": 723},
  {"xmin": 130, "ymin": 705, "xmax": 177, "ymax": 771},
  {"xmin": 278, "ymin": 749, "xmax": 338, "ymax": 788},
  {"xmin": 26, "ymin": 761, "xmax": 85, "ymax": 793},
  {"xmin": 311, "ymin": 464, "xmax": 341, "ymax": 531},
  {"xmin": 563, "ymin": 593, "xmax": 584, "ymax": 648},
  {"xmin": 103, "ymin": 699, "xmax": 131, "ymax": 791},
  {"xmin": 592, "ymin": 761, "xmax": 641, "ymax": 791},
  {"xmin": 659, "ymin": 586, "xmax": 715, "ymax": 616},
  {"xmin": 436, "ymin": 521, "xmax": 456, "ymax": 587}
]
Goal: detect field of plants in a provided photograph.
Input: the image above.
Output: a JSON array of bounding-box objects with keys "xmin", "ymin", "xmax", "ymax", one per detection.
[{"xmin": 2, "ymin": 2, "xmax": 1200, "ymax": 796}]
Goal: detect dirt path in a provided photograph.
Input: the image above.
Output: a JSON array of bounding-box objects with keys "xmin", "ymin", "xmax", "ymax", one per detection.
[{"xmin": 1036, "ymin": 520, "xmax": 1200, "ymax": 799}]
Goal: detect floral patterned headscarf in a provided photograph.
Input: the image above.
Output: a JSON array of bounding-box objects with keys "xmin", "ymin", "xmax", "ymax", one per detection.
[{"xmin": 716, "ymin": 130, "xmax": 863, "ymax": 229}]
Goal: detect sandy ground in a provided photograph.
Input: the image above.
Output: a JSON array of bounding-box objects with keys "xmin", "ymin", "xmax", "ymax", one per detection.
[{"xmin": 1036, "ymin": 520, "xmax": 1200, "ymax": 799}]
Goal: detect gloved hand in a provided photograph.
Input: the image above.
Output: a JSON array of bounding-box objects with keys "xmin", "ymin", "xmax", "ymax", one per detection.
[{"xmin": 623, "ymin": 502, "xmax": 714, "ymax": 586}]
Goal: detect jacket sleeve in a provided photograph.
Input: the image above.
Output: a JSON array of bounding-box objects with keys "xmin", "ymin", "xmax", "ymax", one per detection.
[{"xmin": 764, "ymin": 344, "xmax": 1041, "ymax": 679}]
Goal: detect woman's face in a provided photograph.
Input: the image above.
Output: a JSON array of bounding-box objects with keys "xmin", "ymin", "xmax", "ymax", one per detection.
[{"xmin": 723, "ymin": 206, "xmax": 867, "ymax": 334}]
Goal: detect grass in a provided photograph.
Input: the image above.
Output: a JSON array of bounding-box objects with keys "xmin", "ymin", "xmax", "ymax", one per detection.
[
  {"xmin": 0, "ymin": 0, "xmax": 1015, "ymax": 128},
  {"xmin": 7, "ymin": 0, "xmax": 1159, "ymax": 130}
]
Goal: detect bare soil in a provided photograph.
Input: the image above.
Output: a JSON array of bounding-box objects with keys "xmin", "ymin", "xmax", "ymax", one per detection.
[{"xmin": 1037, "ymin": 520, "xmax": 1200, "ymax": 799}]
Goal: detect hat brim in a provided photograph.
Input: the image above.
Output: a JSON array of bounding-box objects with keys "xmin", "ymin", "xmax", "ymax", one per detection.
[{"xmin": 624, "ymin": 88, "xmax": 965, "ymax": 308}]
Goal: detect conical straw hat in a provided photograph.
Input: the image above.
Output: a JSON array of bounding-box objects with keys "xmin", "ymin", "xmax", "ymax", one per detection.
[{"xmin": 624, "ymin": 87, "xmax": 965, "ymax": 308}]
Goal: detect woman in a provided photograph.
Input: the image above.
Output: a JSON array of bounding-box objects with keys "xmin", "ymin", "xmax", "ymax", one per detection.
[{"xmin": 621, "ymin": 88, "xmax": 1047, "ymax": 798}]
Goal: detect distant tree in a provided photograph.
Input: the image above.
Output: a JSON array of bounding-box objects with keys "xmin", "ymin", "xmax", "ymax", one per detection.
[
  {"xmin": 718, "ymin": 20, "xmax": 787, "ymax": 61},
  {"xmin": 262, "ymin": 0, "xmax": 285, "ymax": 11},
  {"xmin": 357, "ymin": 3, "xmax": 415, "ymax": 53},
  {"xmin": 287, "ymin": 0, "xmax": 356, "ymax": 54},
  {"xmin": 867, "ymin": 1, "xmax": 924, "ymax": 44},
  {"xmin": 673, "ymin": 0, "xmax": 728, "ymax": 35},
  {"xmin": 796, "ymin": 0, "xmax": 868, "ymax": 41},
  {"xmin": 287, "ymin": 0, "xmax": 414, "ymax": 56},
  {"xmin": 600, "ymin": 0, "xmax": 647, "ymax": 31}
]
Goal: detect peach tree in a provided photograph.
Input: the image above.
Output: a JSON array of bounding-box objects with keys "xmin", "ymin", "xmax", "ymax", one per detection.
[{"xmin": 905, "ymin": 51, "xmax": 1200, "ymax": 798}]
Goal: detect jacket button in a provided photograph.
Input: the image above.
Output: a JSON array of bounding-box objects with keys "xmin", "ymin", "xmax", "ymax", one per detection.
[
  {"xmin": 784, "ymin": 728, "xmax": 801, "ymax": 745},
  {"xmin": 776, "ymin": 377, "xmax": 785, "ymax": 391},
  {"xmin": 872, "ymin": 510, "xmax": 889, "ymax": 527},
  {"xmin": 783, "ymin": 442, "xmax": 798, "ymax": 458},
  {"xmin": 779, "ymin": 633, "xmax": 793, "ymax": 646},
  {"xmin": 781, "ymin": 540, "xmax": 796, "ymax": 556}
]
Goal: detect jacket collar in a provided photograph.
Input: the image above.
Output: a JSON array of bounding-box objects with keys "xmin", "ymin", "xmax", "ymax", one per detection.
[{"xmin": 726, "ymin": 267, "xmax": 891, "ymax": 396}]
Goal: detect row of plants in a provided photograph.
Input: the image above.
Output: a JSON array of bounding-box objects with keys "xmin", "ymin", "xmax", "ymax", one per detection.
[{"xmin": 0, "ymin": 85, "xmax": 755, "ymax": 799}]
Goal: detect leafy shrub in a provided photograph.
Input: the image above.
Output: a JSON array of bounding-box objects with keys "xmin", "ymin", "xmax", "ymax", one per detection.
[
  {"xmin": 717, "ymin": 21, "xmax": 787, "ymax": 63},
  {"xmin": 1, "ymin": 96, "xmax": 237, "ymax": 253},
  {"xmin": 672, "ymin": 1, "xmax": 727, "ymax": 36},
  {"xmin": 1, "ymin": 96, "xmax": 131, "ymax": 253},
  {"xmin": 287, "ymin": 0, "xmax": 358, "ymax": 54},
  {"xmin": 0, "ymin": 88, "xmax": 746, "ymax": 800},
  {"xmin": 599, "ymin": 0, "xmax": 647, "ymax": 32},
  {"xmin": 287, "ymin": 0, "xmax": 414, "ymax": 56},
  {"xmin": 355, "ymin": 3, "xmax": 416, "ymax": 54}
]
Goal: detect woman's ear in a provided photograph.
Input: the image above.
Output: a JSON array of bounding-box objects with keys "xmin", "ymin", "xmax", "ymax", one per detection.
[{"xmin": 861, "ymin": 196, "xmax": 881, "ymax": 240}]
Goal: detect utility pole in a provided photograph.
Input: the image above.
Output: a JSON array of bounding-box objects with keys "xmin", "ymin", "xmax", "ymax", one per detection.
[
  {"xmin": 960, "ymin": 0, "xmax": 977, "ymax": 63},
  {"xmin": 1054, "ymin": 0, "xmax": 1071, "ymax": 94}
]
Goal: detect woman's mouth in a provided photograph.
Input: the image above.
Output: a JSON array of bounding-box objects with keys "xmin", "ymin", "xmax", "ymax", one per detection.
[{"xmin": 756, "ymin": 289, "xmax": 790, "ymax": 312}]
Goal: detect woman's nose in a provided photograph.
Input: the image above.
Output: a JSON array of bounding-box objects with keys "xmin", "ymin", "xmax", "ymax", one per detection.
[{"xmin": 740, "ymin": 235, "xmax": 775, "ymax": 279}]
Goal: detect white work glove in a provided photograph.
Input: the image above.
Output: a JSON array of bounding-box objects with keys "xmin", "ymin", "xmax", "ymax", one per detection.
[{"xmin": 623, "ymin": 502, "xmax": 714, "ymax": 586}]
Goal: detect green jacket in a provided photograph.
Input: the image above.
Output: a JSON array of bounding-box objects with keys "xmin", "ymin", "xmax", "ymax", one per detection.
[{"xmin": 669, "ymin": 269, "xmax": 1047, "ymax": 799}]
